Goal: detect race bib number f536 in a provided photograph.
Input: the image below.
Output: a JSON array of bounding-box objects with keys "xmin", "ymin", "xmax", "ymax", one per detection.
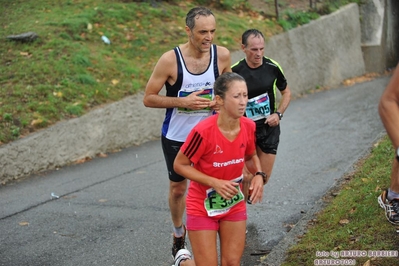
[{"xmin": 245, "ymin": 93, "xmax": 270, "ymax": 121}]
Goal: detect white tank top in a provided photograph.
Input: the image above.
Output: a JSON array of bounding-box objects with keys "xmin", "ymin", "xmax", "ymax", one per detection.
[{"xmin": 162, "ymin": 45, "xmax": 219, "ymax": 142}]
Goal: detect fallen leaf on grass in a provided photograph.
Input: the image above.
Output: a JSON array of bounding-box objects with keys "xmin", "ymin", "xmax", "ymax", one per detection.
[
  {"xmin": 20, "ymin": 52, "xmax": 31, "ymax": 57},
  {"xmin": 31, "ymin": 119, "xmax": 43, "ymax": 126},
  {"xmin": 361, "ymin": 178, "xmax": 369, "ymax": 183},
  {"xmin": 339, "ymin": 219, "xmax": 350, "ymax": 225},
  {"xmin": 53, "ymin": 91, "xmax": 63, "ymax": 98}
]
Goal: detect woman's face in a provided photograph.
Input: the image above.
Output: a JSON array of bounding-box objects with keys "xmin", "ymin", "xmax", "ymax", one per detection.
[{"xmin": 218, "ymin": 80, "xmax": 248, "ymax": 119}]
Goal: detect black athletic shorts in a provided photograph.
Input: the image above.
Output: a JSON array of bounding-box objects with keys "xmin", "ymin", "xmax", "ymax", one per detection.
[
  {"xmin": 161, "ymin": 135, "xmax": 186, "ymax": 182},
  {"xmin": 255, "ymin": 123, "xmax": 280, "ymax": 155}
]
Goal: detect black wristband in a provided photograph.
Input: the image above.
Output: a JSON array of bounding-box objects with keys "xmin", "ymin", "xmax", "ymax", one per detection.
[{"xmin": 255, "ymin": 171, "xmax": 267, "ymax": 185}]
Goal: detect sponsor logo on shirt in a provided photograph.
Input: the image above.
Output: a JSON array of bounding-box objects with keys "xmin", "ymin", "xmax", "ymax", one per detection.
[
  {"xmin": 213, "ymin": 158, "xmax": 244, "ymax": 168},
  {"xmin": 184, "ymin": 81, "xmax": 212, "ymax": 89},
  {"xmin": 214, "ymin": 145, "xmax": 223, "ymax": 154}
]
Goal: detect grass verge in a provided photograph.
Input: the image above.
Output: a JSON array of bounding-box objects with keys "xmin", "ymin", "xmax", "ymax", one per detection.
[{"xmin": 281, "ymin": 135, "xmax": 399, "ymax": 266}]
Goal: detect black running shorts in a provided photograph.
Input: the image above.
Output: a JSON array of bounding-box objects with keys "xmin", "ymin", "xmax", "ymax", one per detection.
[
  {"xmin": 255, "ymin": 123, "xmax": 280, "ymax": 155},
  {"xmin": 161, "ymin": 135, "xmax": 186, "ymax": 182}
]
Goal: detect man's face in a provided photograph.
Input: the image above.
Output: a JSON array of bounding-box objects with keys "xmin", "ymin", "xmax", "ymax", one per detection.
[
  {"xmin": 187, "ymin": 15, "xmax": 216, "ymax": 53},
  {"xmin": 243, "ymin": 35, "xmax": 265, "ymax": 68}
]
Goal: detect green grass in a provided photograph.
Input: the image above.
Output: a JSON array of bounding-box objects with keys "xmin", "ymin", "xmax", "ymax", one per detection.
[
  {"xmin": 281, "ymin": 135, "xmax": 399, "ymax": 266},
  {"xmin": 0, "ymin": 0, "xmax": 360, "ymax": 144}
]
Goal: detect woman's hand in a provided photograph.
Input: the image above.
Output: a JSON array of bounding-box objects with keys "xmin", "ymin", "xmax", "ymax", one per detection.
[
  {"xmin": 247, "ymin": 174, "xmax": 264, "ymax": 204},
  {"xmin": 213, "ymin": 179, "xmax": 240, "ymax": 200}
]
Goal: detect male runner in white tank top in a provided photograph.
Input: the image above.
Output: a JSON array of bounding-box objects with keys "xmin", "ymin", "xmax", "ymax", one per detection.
[{"xmin": 143, "ymin": 6, "xmax": 231, "ymax": 262}]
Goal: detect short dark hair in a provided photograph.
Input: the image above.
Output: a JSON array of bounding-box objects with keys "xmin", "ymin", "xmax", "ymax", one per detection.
[
  {"xmin": 186, "ymin": 7, "xmax": 214, "ymax": 30},
  {"xmin": 242, "ymin": 29, "xmax": 265, "ymax": 47},
  {"xmin": 214, "ymin": 72, "xmax": 246, "ymax": 99}
]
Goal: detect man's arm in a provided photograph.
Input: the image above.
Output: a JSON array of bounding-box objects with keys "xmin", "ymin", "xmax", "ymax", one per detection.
[
  {"xmin": 143, "ymin": 51, "xmax": 182, "ymax": 109},
  {"xmin": 277, "ymin": 86, "xmax": 291, "ymax": 115},
  {"xmin": 379, "ymin": 64, "xmax": 399, "ymax": 148}
]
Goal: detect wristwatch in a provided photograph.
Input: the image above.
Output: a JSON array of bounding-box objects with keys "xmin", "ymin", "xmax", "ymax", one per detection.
[
  {"xmin": 396, "ymin": 147, "xmax": 399, "ymax": 162},
  {"xmin": 276, "ymin": 112, "xmax": 283, "ymax": 120},
  {"xmin": 255, "ymin": 171, "xmax": 267, "ymax": 185}
]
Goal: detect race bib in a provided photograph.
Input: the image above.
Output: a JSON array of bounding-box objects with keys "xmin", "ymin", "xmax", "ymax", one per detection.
[
  {"xmin": 245, "ymin": 93, "xmax": 271, "ymax": 121},
  {"xmin": 204, "ymin": 175, "xmax": 244, "ymax": 217},
  {"xmin": 177, "ymin": 88, "xmax": 213, "ymax": 116}
]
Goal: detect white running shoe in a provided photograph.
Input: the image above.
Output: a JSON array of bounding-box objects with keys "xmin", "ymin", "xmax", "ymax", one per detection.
[{"xmin": 173, "ymin": 248, "xmax": 192, "ymax": 266}]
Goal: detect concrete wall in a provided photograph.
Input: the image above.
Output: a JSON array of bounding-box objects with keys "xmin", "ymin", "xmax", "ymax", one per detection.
[
  {"xmin": 0, "ymin": 92, "xmax": 164, "ymax": 184},
  {"xmin": 269, "ymin": 4, "xmax": 365, "ymax": 96},
  {"xmin": 0, "ymin": 3, "xmax": 374, "ymax": 184},
  {"xmin": 360, "ymin": 0, "xmax": 399, "ymax": 72},
  {"xmin": 385, "ymin": 0, "xmax": 399, "ymax": 68},
  {"xmin": 232, "ymin": 4, "xmax": 365, "ymax": 97}
]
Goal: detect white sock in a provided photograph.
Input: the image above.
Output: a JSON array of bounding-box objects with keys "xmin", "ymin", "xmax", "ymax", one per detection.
[
  {"xmin": 388, "ymin": 188, "xmax": 399, "ymax": 201},
  {"xmin": 173, "ymin": 224, "xmax": 184, "ymax": 238}
]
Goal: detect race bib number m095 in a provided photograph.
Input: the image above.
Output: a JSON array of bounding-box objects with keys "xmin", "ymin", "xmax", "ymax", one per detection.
[{"xmin": 246, "ymin": 93, "xmax": 270, "ymax": 121}]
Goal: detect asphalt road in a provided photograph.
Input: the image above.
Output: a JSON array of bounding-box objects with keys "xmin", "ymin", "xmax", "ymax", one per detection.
[{"xmin": 0, "ymin": 76, "xmax": 389, "ymax": 266}]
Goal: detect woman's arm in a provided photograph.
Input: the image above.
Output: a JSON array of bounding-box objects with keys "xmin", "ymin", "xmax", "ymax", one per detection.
[
  {"xmin": 174, "ymin": 151, "xmax": 240, "ymax": 200},
  {"xmin": 245, "ymin": 151, "xmax": 265, "ymax": 204}
]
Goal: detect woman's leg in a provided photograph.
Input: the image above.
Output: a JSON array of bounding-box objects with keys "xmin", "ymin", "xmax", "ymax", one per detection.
[
  {"xmin": 219, "ymin": 220, "xmax": 246, "ymax": 266},
  {"xmin": 188, "ymin": 230, "xmax": 218, "ymax": 266}
]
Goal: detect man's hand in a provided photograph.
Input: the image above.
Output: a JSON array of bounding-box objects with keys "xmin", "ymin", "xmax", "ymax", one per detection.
[
  {"xmin": 265, "ymin": 113, "xmax": 280, "ymax": 127},
  {"xmin": 183, "ymin": 90, "xmax": 211, "ymax": 110}
]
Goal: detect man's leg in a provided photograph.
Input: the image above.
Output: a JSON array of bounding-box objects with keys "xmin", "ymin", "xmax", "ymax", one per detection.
[
  {"xmin": 378, "ymin": 158, "xmax": 399, "ymax": 225},
  {"xmin": 390, "ymin": 159, "xmax": 399, "ymax": 194},
  {"xmin": 169, "ymin": 179, "xmax": 188, "ymax": 257},
  {"xmin": 256, "ymin": 147, "xmax": 275, "ymax": 184},
  {"xmin": 252, "ymin": 123, "xmax": 279, "ymax": 187},
  {"xmin": 243, "ymin": 149, "xmax": 275, "ymax": 201},
  {"xmin": 162, "ymin": 136, "xmax": 188, "ymax": 256},
  {"xmin": 169, "ymin": 179, "xmax": 187, "ymax": 229}
]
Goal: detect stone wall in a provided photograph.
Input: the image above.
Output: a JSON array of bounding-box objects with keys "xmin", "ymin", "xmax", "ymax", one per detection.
[{"xmin": 232, "ymin": 4, "xmax": 365, "ymax": 97}]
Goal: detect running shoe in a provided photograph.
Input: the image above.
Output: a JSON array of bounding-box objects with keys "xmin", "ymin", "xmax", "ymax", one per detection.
[
  {"xmin": 173, "ymin": 248, "xmax": 192, "ymax": 266},
  {"xmin": 378, "ymin": 189, "xmax": 399, "ymax": 225},
  {"xmin": 172, "ymin": 225, "xmax": 186, "ymax": 258}
]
